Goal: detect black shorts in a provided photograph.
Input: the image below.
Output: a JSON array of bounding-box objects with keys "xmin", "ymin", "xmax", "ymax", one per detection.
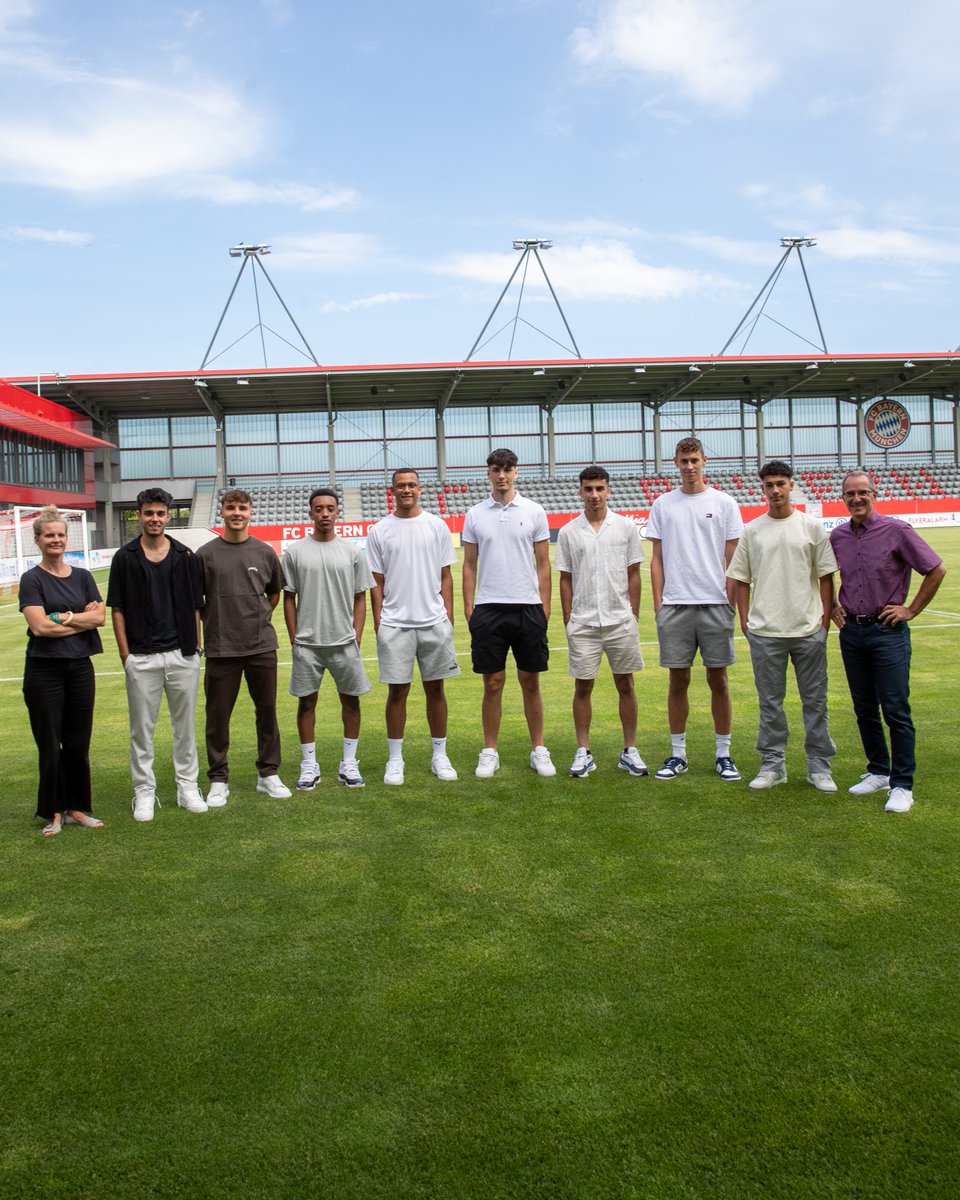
[{"xmin": 469, "ymin": 603, "xmax": 549, "ymax": 675}]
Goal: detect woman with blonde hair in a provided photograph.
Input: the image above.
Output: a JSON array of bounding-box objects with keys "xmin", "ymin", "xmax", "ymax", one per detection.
[{"xmin": 19, "ymin": 506, "xmax": 106, "ymax": 836}]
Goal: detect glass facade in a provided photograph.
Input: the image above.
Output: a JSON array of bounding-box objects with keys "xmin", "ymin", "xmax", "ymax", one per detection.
[
  {"xmin": 0, "ymin": 428, "xmax": 84, "ymax": 492},
  {"xmin": 115, "ymin": 393, "xmax": 958, "ymax": 487}
]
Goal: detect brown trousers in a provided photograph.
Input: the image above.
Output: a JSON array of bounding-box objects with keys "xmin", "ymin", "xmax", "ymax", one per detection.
[{"xmin": 204, "ymin": 651, "xmax": 281, "ymax": 781}]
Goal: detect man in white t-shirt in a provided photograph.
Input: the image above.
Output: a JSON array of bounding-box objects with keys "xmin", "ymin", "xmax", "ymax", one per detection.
[
  {"xmin": 462, "ymin": 448, "xmax": 555, "ymax": 779},
  {"xmin": 726, "ymin": 460, "xmax": 838, "ymax": 793},
  {"xmin": 282, "ymin": 488, "xmax": 373, "ymax": 789},
  {"xmin": 646, "ymin": 437, "xmax": 743, "ymax": 782},
  {"xmin": 556, "ymin": 465, "xmax": 649, "ymax": 779},
  {"xmin": 366, "ymin": 469, "xmax": 460, "ymax": 785}
]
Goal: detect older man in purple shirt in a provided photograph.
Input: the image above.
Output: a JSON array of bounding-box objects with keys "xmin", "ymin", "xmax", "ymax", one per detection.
[{"xmin": 829, "ymin": 470, "xmax": 946, "ymax": 813}]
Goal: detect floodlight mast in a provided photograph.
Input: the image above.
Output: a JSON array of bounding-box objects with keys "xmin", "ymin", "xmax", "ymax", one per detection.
[
  {"xmin": 200, "ymin": 243, "xmax": 319, "ymax": 370},
  {"xmin": 465, "ymin": 238, "xmax": 582, "ymax": 361},
  {"xmin": 718, "ymin": 235, "xmax": 828, "ymax": 356}
]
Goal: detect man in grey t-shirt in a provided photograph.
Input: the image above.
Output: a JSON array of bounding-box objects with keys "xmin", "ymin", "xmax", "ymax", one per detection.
[{"xmin": 282, "ymin": 488, "xmax": 373, "ymax": 789}]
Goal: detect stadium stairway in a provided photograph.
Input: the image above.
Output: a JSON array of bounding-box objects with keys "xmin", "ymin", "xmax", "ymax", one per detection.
[{"xmin": 340, "ymin": 486, "xmax": 363, "ymax": 521}]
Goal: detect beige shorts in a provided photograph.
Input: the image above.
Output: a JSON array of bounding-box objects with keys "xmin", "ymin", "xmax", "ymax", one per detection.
[
  {"xmin": 288, "ymin": 641, "xmax": 371, "ymax": 698},
  {"xmin": 565, "ymin": 617, "xmax": 644, "ymax": 679},
  {"xmin": 376, "ymin": 620, "xmax": 461, "ymax": 684}
]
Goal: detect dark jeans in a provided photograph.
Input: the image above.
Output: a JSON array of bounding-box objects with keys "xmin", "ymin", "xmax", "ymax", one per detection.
[
  {"xmin": 204, "ymin": 652, "xmax": 281, "ymax": 781},
  {"xmin": 839, "ymin": 621, "xmax": 914, "ymax": 790},
  {"xmin": 22, "ymin": 656, "xmax": 96, "ymax": 820}
]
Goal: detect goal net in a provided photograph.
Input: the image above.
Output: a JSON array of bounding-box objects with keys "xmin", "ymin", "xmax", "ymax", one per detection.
[{"xmin": 0, "ymin": 506, "xmax": 90, "ymax": 586}]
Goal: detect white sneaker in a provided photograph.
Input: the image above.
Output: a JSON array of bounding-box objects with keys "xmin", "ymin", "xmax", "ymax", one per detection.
[
  {"xmin": 849, "ymin": 772, "xmax": 890, "ymax": 795},
  {"xmin": 884, "ymin": 787, "xmax": 914, "ymax": 813},
  {"xmin": 132, "ymin": 790, "xmax": 157, "ymax": 822},
  {"xmin": 338, "ymin": 759, "xmax": 365, "ymax": 788},
  {"xmin": 256, "ymin": 774, "xmax": 292, "ymax": 799},
  {"xmin": 297, "ymin": 761, "xmax": 320, "ymax": 790},
  {"xmin": 530, "ymin": 746, "xmax": 556, "ymax": 777},
  {"xmin": 619, "ymin": 747, "xmax": 649, "ymax": 777},
  {"xmin": 568, "ymin": 748, "xmax": 596, "ymax": 778},
  {"xmin": 384, "ymin": 758, "xmax": 405, "ymax": 785},
  {"xmin": 207, "ymin": 781, "xmax": 230, "ymax": 807},
  {"xmin": 177, "ymin": 789, "xmax": 208, "ymax": 813},
  {"xmin": 431, "ymin": 754, "xmax": 458, "ymax": 781},
  {"xmin": 807, "ymin": 771, "xmax": 838, "ymax": 793},
  {"xmin": 475, "ymin": 748, "xmax": 500, "ymax": 778},
  {"xmin": 748, "ymin": 767, "xmax": 787, "ymax": 790}
]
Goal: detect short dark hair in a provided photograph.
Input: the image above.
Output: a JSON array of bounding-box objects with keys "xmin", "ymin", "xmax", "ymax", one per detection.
[
  {"xmin": 579, "ymin": 465, "xmax": 610, "ymax": 484},
  {"xmin": 674, "ymin": 437, "xmax": 704, "ymax": 457},
  {"xmin": 391, "ymin": 468, "xmax": 420, "ymax": 486},
  {"xmin": 220, "ymin": 489, "xmax": 252, "ymax": 507},
  {"xmin": 487, "ymin": 448, "xmax": 518, "ymax": 470},
  {"xmin": 308, "ymin": 488, "xmax": 339, "ymax": 508},
  {"xmin": 137, "ymin": 487, "xmax": 173, "ymax": 511},
  {"xmin": 758, "ymin": 460, "xmax": 793, "ymax": 481}
]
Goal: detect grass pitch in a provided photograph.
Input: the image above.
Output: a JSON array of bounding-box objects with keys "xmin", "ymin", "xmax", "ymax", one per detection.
[{"xmin": 2, "ymin": 531, "xmax": 959, "ymax": 1198}]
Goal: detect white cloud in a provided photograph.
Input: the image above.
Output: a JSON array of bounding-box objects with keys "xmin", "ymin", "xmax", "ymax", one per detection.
[
  {"xmin": 321, "ymin": 291, "xmax": 422, "ymax": 315},
  {"xmin": 272, "ymin": 233, "xmax": 381, "ymax": 272},
  {"xmin": 0, "ymin": 224, "xmax": 92, "ymax": 246},
  {"xmin": 815, "ymin": 226, "xmax": 960, "ymax": 266},
  {"xmin": 434, "ymin": 239, "xmax": 728, "ymax": 301},
  {"xmin": 672, "ymin": 233, "xmax": 773, "ymax": 267},
  {"xmin": 570, "ymin": 0, "xmax": 778, "ymax": 113},
  {"xmin": 181, "ymin": 176, "xmax": 359, "ymax": 212}
]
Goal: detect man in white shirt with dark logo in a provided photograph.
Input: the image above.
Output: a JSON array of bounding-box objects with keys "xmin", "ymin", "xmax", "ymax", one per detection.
[
  {"xmin": 365, "ymin": 468, "xmax": 460, "ymax": 785},
  {"xmin": 646, "ymin": 437, "xmax": 743, "ymax": 783},
  {"xmin": 556, "ymin": 465, "xmax": 649, "ymax": 779},
  {"xmin": 462, "ymin": 448, "xmax": 555, "ymax": 779}
]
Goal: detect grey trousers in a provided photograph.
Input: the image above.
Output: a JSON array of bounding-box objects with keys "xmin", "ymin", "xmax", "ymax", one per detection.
[
  {"xmin": 746, "ymin": 627, "xmax": 835, "ymax": 773},
  {"xmin": 124, "ymin": 649, "xmax": 201, "ymax": 795}
]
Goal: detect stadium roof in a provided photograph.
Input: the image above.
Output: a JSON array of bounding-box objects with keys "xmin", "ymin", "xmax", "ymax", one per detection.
[{"xmin": 5, "ymin": 352, "xmax": 960, "ymax": 429}]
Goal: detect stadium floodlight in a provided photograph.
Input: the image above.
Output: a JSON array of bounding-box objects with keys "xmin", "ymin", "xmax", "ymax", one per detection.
[
  {"xmin": 780, "ymin": 236, "xmax": 817, "ymax": 248},
  {"xmin": 229, "ymin": 243, "xmax": 271, "ymax": 258},
  {"xmin": 633, "ymin": 366, "xmax": 646, "ymax": 374},
  {"xmin": 903, "ymin": 360, "xmax": 915, "ymax": 369},
  {"xmin": 806, "ymin": 362, "xmax": 820, "ymax": 371},
  {"xmin": 513, "ymin": 238, "xmax": 553, "ymax": 250},
  {"xmin": 689, "ymin": 364, "xmax": 701, "ymax": 373},
  {"xmin": 532, "ymin": 367, "xmax": 546, "ymax": 376},
  {"xmin": 236, "ymin": 378, "xmax": 250, "ymax": 386}
]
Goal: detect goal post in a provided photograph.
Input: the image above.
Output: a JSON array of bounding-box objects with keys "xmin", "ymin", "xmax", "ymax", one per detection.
[{"xmin": 0, "ymin": 506, "xmax": 91, "ymax": 582}]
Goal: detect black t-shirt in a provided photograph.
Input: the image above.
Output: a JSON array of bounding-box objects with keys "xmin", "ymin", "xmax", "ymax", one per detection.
[
  {"xmin": 19, "ymin": 565, "xmax": 104, "ymax": 659},
  {"xmin": 142, "ymin": 553, "xmax": 180, "ymax": 652}
]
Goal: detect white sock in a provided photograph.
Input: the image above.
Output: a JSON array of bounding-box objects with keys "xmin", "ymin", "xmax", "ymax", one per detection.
[
  {"xmin": 300, "ymin": 742, "xmax": 316, "ymax": 764},
  {"xmin": 432, "ymin": 737, "xmax": 447, "ymax": 756},
  {"xmin": 671, "ymin": 734, "xmax": 687, "ymax": 758},
  {"xmin": 716, "ymin": 734, "xmax": 731, "ymax": 758},
  {"xmin": 387, "ymin": 738, "xmax": 404, "ymax": 761},
  {"xmin": 342, "ymin": 737, "xmax": 359, "ymax": 762}
]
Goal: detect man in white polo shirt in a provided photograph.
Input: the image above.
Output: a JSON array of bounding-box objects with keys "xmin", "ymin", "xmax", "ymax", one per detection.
[
  {"xmin": 556, "ymin": 465, "xmax": 649, "ymax": 778},
  {"xmin": 366, "ymin": 468, "xmax": 460, "ymax": 785},
  {"xmin": 462, "ymin": 448, "xmax": 555, "ymax": 778}
]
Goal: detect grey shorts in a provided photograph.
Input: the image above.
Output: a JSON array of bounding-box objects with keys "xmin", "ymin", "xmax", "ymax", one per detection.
[
  {"xmin": 565, "ymin": 617, "xmax": 644, "ymax": 679},
  {"xmin": 377, "ymin": 621, "xmax": 461, "ymax": 685},
  {"xmin": 655, "ymin": 604, "xmax": 736, "ymax": 669},
  {"xmin": 288, "ymin": 641, "xmax": 372, "ymax": 698}
]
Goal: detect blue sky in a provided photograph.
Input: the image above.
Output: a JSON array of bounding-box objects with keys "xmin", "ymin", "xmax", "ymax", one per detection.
[{"xmin": 1, "ymin": 0, "xmax": 959, "ymax": 376}]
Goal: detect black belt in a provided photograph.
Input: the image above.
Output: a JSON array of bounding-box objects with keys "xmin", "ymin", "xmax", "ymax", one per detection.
[{"xmin": 848, "ymin": 614, "xmax": 880, "ymax": 625}]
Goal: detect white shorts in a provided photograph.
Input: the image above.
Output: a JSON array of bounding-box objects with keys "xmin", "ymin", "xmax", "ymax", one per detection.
[
  {"xmin": 565, "ymin": 617, "xmax": 644, "ymax": 679},
  {"xmin": 376, "ymin": 620, "xmax": 461, "ymax": 685},
  {"xmin": 288, "ymin": 641, "xmax": 371, "ymax": 698}
]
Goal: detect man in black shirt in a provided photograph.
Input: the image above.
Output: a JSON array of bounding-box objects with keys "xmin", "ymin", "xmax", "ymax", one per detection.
[{"xmin": 107, "ymin": 488, "xmax": 205, "ymax": 821}]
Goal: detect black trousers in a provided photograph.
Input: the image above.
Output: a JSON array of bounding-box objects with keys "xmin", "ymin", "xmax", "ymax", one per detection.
[
  {"xmin": 22, "ymin": 656, "xmax": 96, "ymax": 820},
  {"xmin": 204, "ymin": 651, "xmax": 281, "ymax": 781}
]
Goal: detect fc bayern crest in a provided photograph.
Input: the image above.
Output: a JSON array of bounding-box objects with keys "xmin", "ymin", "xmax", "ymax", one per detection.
[{"xmin": 864, "ymin": 400, "xmax": 910, "ymax": 449}]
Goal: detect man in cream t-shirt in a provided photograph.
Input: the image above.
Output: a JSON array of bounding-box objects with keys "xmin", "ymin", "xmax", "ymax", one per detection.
[{"xmin": 726, "ymin": 460, "xmax": 838, "ymax": 793}]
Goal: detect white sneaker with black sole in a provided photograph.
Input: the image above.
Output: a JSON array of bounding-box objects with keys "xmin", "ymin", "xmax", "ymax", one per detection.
[
  {"xmin": 619, "ymin": 748, "xmax": 649, "ymax": 777},
  {"xmin": 338, "ymin": 759, "xmax": 365, "ymax": 788},
  {"xmin": 297, "ymin": 761, "xmax": 320, "ymax": 790}
]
